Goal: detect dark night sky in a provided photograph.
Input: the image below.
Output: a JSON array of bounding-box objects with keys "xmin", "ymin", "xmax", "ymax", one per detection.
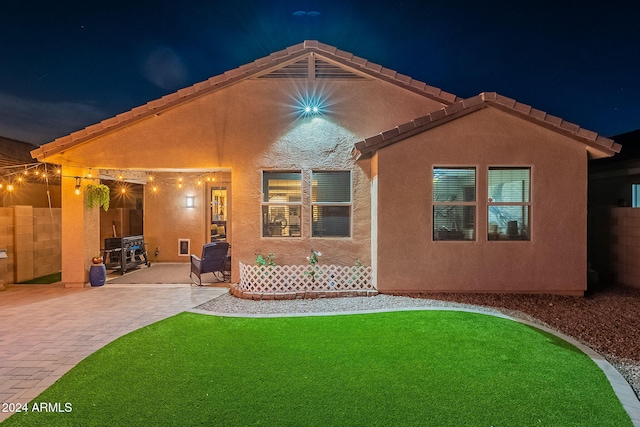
[{"xmin": 1, "ymin": 0, "xmax": 639, "ymax": 145}]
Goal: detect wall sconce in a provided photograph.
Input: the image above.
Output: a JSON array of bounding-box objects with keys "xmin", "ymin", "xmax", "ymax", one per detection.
[
  {"xmin": 74, "ymin": 177, "xmax": 82, "ymax": 195},
  {"xmin": 186, "ymin": 195, "xmax": 195, "ymax": 208}
]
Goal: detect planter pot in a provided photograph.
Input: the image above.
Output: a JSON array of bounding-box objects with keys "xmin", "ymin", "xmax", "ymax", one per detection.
[{"xmin": 89, "ymin": 263, "xmax": 107, "ymax": 287}]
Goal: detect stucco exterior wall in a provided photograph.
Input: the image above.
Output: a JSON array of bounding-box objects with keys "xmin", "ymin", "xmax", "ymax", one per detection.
[
  {"xmin": 375, "ymin": 107, "xmax": 588, "ymax": 295},
  {"xmin": 50, "ymin": 78, "xmax": 443, "ymax": 281}
]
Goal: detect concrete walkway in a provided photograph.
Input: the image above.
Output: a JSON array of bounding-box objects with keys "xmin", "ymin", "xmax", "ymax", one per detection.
[{"xmin": 0, "ymin": 283, "xmax": 227, "ymax": 422}]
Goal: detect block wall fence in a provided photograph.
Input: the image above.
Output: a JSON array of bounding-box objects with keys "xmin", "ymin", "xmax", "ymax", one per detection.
[
  {"xmin": 609, "ymin": 207, "xmax": 640, "ymax": 289},
  {"xmin": 0, "ymin": 206, "xmax": 61, "ymax": 285}
]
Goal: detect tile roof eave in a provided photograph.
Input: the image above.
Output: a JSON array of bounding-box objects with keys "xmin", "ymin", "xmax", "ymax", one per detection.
[
  {"xmin": 352, "ymin": 92, "xmax": 620, "ymax": 160},
  {"xmin": 32, "ymin": 40, "xmax": 460, "ymax": 161}
]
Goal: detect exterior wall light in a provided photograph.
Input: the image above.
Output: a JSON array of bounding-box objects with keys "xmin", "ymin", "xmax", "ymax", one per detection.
[
  {"xmin": 303, "ymin": 105, "xmax": 320, "ymax": 115},
  {"xmin": 186, "ymin": 195, "xmax": 195, "ymax": 208}
]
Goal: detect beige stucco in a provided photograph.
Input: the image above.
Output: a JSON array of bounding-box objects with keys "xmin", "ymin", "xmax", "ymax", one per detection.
[
  {"xmin": 46, "ymin": 77, "xmax": 443, "ymax": 285},
  {"xmin": 375, "ymin": 107, "xmax": 588, "ymax": 295}
]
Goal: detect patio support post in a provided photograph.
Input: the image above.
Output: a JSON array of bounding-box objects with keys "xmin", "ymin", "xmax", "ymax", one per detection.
[{"xmin": 61, "ymin": 166, "xmax": 101, "ymax": 287}]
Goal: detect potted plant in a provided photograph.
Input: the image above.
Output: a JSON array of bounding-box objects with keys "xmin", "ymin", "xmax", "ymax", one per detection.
[{"xmin": 85, "ymin": 183, "xmax": 110, "ymax": 211}]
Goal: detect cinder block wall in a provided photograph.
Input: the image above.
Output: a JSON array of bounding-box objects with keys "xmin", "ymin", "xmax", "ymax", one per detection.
[
  {"xmin": 0, "ymin": 206, "xmax": 61, "ymax": 285},
  {"xmin": 610, "ymin": 207, "xmax": 640, "ymax": 289},
  {"xmin": 33, "ymin": 208, "xmax": 62, "ymax": 278},
  {"xmin": 0, "ymin": 208, "xmax": 14, "ymax": 285}
]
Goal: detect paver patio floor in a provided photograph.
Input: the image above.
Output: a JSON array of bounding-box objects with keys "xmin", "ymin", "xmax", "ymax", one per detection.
[{"xmin": 0, "ymin": 283, "xmax": 227, "ymax": 422}]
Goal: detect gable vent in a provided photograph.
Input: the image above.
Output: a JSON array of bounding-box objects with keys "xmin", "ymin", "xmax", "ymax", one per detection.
[
  {"xmin": 258, "ymin": 58, "xmax": 309, "ymax": 79},
  {"xmin": 258, "ymin": 55, "xmax": 367, "ymax": 80},
  {"xmin": 314, "ymin": 59, "xmax": 365, "ymax": 79}
]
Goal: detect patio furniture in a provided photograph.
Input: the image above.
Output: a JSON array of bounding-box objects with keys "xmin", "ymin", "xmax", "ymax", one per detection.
[{"xmin": 190, "ymin": 241, "xmax": 230, "ymax": 286}]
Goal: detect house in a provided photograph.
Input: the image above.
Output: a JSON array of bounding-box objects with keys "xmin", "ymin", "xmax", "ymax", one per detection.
[{"xmin": 30, "ymin": 41, "xmax": 620, "ymax": 294}]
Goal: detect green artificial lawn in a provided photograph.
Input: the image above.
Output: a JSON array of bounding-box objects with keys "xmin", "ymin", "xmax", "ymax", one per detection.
[
  {"xmin": 18, "ymin": 272, "xmax": 61, "ymax": 284},
  {"xmin": 3, "ymin": 311, "xmax": 631, "ymax": 426}
]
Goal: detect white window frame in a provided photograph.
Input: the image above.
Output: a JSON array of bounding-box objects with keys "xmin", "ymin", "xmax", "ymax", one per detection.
[
  {"xmin": 487, "ymin": 166, "xmax": 531, "ymax": 241},
  {"xmin": 310, "ymin": 170, "xmax": 352, "ymax": 238},
  {"xmin": 261, "ymin": 170, "xmax": 303, "ymax": 238},
  {"xmin": 432, "ymin": 167, "xmax": 477, "ymax": 241}
]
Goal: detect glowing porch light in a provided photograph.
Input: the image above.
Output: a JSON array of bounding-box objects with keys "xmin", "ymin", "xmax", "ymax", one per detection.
[
  {"xmin": 186, "ymin": 195, "xmax": 195, "ymax": 208},
  {"xmin": 74, "ymin": 177, "xmax": 82, "ymax": 195}
]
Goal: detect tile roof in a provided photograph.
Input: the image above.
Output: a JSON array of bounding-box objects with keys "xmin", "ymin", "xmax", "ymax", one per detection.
[
  {"xmin": 32, "ymin": 40, "xmax": 460, "ymax": 161},
  {"xmin": 351, "ymin": 92, "xmax": 621, "ymax": 160}
]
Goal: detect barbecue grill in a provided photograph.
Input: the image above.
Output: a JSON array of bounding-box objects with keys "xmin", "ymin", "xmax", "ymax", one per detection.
[{"xmin": 103, "ymin": 235, "xmax": 150, "ymax": 274}]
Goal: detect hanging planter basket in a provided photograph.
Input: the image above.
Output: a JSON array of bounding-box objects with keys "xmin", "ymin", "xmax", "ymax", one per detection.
[{"xmin": 85, "ymin": 183, "xmax": 110, "ymax": 211}]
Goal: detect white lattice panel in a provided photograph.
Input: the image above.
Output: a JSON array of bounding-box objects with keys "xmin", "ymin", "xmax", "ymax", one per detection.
[{"xmin": 239, "ymin": 262, "xmax": 374, "ymax": 293}]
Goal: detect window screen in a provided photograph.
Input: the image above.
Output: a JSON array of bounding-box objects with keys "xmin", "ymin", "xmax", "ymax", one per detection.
[
  {"xmin": 262, "ymin": 171, "xmax": 302, "ymax": 237},
  {"xmin": 433, "ymin": 168, "xmax": 476, "ymax": 241},
  {"xmin": 312, "ymin": 171, "xmax": 351, "ymax": 237},
  {"xmin": 488, "ymin": 168, "xmax": 531, "ymax": 240},
  {"xmin": 633, "ymin": 184, "xmax": 640, "ymax": 208}
]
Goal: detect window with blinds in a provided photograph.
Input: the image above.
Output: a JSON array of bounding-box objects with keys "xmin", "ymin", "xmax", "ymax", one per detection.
[
  {"xmin": 488, "ymin": 167, "xmax": 531, "ymax": 240},
  {"xmin": 262, "ymin": 171, "xmax": 302, "ymax": 237},
  {"xmin": 311, "ymin": 171, "xmax": 351, "ymax": 237},
  {"xmin": 433, "ymin": 168, "xmax": 476, "ymax": 241}
]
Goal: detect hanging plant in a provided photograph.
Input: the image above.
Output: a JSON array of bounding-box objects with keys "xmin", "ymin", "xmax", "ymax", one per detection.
[{"xmin": 85, "ymin": 183, "xmax": 110, "ymax": 211}]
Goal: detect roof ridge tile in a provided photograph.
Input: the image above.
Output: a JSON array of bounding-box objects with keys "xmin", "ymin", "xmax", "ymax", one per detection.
[
  {"xmin": 335, "ymin": 49, "xmax": 353, "ymax": 60},
  {"xmin": 286, "ymin": 43, "xmax": 305, "ymax": 54},
  {"xmin": 351, "ymin": 55, "xmax": 367, "ymax": 66},
  {"xmin": 513, "ymin": 102, "xmax": 532, "ymax": 114},
  {"xmin": 495, "ymin": 94, "xmax": 516, "ymax": 108},
  {"xmin": 381, "ymin": 128, "xmax": 401, "ymax": 140},
  {"xmin": 444, "ymin": 102, "xmax": 465, "ymax": 115},
  {"xmin": 316, "ymin": 42, "xmax": 336, "ymax": 54},
  {"xmin": 364, "ymin": 62, "xmax": 383, "ymax": 73}
]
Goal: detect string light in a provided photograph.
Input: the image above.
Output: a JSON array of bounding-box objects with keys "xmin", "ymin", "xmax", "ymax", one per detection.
[{"xmin": 1, "ymin": 163, "xmax": 225, "ymax": 197}]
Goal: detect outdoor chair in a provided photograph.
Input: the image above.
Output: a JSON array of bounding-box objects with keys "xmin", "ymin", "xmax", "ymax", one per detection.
[{"xmin": 190, "ymin": 241, "xmax": 230, "ymax": 286}]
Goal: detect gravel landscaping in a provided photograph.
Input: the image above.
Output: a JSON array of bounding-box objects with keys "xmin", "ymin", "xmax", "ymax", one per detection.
[{"xmin": 198, "ymin": 284, "xmax": 640, "ymax": 398}]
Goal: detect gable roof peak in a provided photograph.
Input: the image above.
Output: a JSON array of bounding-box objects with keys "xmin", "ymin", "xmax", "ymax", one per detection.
[
  {"xmin": 32, "ymin": 41, "xmax": 459, "ymax": 161},
  {"xmin": 352, "ymin": 92, "xmax": 620, "ymax": 160}
]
